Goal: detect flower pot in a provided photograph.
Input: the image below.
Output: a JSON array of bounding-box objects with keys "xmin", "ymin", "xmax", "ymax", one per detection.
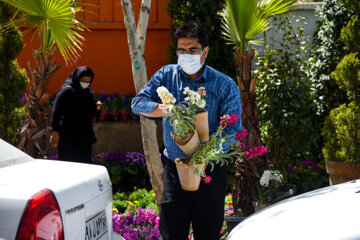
[
  {"xmin": 224, "ymin": 216, "xmax": 247, "ymax": 233},
  {"xmin": 194, "ymin": 111, "xmax": 209, "ymax": 143},
  {"xmin": 325, "ymin": 160, "xmax": 360, "ymax": 185},
  {"xmin": 175, "ymin": 157, "xmax": 206, "ymax": 191},
  {"xmin": 120, "ymin": 111, "xmax": 129, "ymax": 121},
  {"xmin": 173, "ymin": 130, "xmax": 200, "ymax": 155},
  {"xmin": 99, "ymin": 111, "xmax": 108, "ymax": 121},
  {"xmin": 254, "ymin": 203, "xmax": 269, "ymax": 212}
]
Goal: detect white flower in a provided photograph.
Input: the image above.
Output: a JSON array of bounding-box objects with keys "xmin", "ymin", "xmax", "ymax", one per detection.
[
  {"xmin": 260, "ymin": 170, "xmax": 272, "ymax": 187},
  {"xmin": 183, "ymin": 87, "xmax": 190, "ymax": 94},
  {"xmin": 272, "ymin": 170, "xmax": 283, "ymax": 183},
  {"xmin": 157, "ymin": 86, "xmax": 176, "ymax": 106},
  {"xmin": 183, "ymin": 87, "xmax": 206, "ymax": 109},
  {"xmin": 289, "ymin": 189, "xmax": 294, "ymax": 196}
]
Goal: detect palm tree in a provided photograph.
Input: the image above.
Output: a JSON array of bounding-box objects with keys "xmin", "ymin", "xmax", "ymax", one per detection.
[
  {"xmin": 0, "ymin": 0, "xmax": 86, "ymax": 158},
  {"xmin": 219, "ymin": 0, "xmax": 297, "ymax": 216}
]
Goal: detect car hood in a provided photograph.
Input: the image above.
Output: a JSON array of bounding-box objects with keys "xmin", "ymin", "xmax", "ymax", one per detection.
[{"xmin": 228, "ymin": 180, "xmax": 360, "ymax": 240}]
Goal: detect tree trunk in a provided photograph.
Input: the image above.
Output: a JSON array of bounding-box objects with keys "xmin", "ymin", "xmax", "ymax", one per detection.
[
  {"xmin": 232, "ymin": 48, "xmax": 267, "ymax": 217},
  {"xmin": 121, "ymin": 0, "xmax": 164, "ymax": 212},
  {"xmin": 15, "ymin": 48, "xmax": 61, "ymax": 158}
]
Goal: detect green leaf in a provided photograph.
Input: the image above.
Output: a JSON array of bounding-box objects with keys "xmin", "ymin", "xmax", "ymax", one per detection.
[{"xmin": 0, "ymin": 0, "xmax": 87, "ymax": 63}]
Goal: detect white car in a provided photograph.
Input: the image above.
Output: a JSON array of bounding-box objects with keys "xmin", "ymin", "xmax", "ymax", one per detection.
[
  {"xmin": 227, "ymin": 179, "xmax": 360, "ymax": 240},
  {"xmin": 0, "ymin": 139, "xmax": 124, "ymax": 240}
]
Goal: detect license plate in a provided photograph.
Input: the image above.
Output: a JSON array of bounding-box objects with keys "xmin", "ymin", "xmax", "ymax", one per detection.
[{"xmin": 85, "ymin": 210, "xmax": 108, "ymax": 240}]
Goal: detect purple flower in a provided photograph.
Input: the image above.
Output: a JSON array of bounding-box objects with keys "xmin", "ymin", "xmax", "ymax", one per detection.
[
  {"xmin": 47, "ymin": 154, "xmax": 58, "ymax": 160},
  {"xmin": 113, "ymin": 208, "xmax": 160, "ymax": 240},
  {"xmin": 99, "ymin": 92, "xmax": 107, "ymax": 102},
  {"xmin": 301, "ymin": 160, "xmax": 320, "ymax": 169}
]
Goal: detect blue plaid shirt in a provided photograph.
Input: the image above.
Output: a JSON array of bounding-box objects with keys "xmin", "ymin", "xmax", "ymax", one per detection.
[{"xmin": 131, "ymin": 64, "xmax": 242, "ymax": 161}]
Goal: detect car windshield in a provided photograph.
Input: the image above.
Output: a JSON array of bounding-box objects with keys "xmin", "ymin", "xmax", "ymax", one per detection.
[{"xmin": 0, "ymin": 139, "xmax": 33, "ymax": 167}]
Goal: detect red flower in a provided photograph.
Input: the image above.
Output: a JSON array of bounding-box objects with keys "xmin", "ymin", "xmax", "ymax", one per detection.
[
  {"xmin": 227, "ymin": 202, "xmax": 233, "ymax": 206},
  {"xmin": 201, "ymin": 174, "xmax": 212, "ymax": 184},
  {"xmin": 219, "ymin": 114, "xmax": 239, "ymax": 127},
  {"xmin": 245, "ymin": 146, "xmax": 268, "ymax": 159},
  {"xmin": 235, "ymin": 128, "xmax": 248, "ymax": 141}
]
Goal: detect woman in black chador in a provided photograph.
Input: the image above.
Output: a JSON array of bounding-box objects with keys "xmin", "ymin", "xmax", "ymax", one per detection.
[{"xmin": 50, "ymin": 66, "xmax": 101, "ymax": 164}]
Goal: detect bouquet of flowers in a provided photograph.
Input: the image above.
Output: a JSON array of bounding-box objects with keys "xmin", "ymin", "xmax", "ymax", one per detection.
[{"xmin": 190, "ymin": 114, "xmax": 268, "ymax": 180}]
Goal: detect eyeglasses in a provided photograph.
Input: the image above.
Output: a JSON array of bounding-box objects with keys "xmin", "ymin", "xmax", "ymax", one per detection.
[{"xmin": 176, "ymin": 48, "xmax": 203, "ymax": 55}]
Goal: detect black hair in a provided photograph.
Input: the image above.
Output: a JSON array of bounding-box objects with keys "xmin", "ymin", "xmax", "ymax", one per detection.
[
  {"xmin": 79, "ymin": 70, "xmax": 94, "ymax": 80},
  {"xmin": 174, "ymin": 22, "xmax": 209, "ymax": 48}
]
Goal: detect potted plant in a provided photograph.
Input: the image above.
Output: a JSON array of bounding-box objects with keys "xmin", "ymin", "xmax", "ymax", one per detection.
[
  {"xmin": 253, "ymin": 170, "xmax": 295, "ymax": 212},
  {"xmin": 119, "ymin": 93, "xmax": 133, "ymax": 121},
  {"xmin": 176, "ymin": 114, "xmax": 268, "ymax": 191},
  {"xmin": 322, "ymin": 3, "xmax": 360, "ymax": 185},
  {"xmin": 110, "ymin": 93, "xmax": 121, "ymax": 121},
  {"xmin": 157, "ymin": 86, "xmax": 201, "ymax": 155},
  {"xmin": 98, "ymin": 92, "xmax": 110, "ymax": 121}
]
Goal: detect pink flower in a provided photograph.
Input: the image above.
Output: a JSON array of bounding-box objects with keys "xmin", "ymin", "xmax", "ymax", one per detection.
[
  {"xmin": 197, "ymin": 87, "xmax": 206, "ymax": 97},
  {"xmin": 245, "ymin": 146, "xmax": 268, "ymax": 159},
  {"xmin": 235, "ymin": 128, "xmax": 248, "ymax": 141},
  {"xmin": 201, "ymin": 174, "xmax": 212, "ymax": 184},
  {"xmin": 219, "ymin": 114, "xmax": 239, "ymax": 127}
]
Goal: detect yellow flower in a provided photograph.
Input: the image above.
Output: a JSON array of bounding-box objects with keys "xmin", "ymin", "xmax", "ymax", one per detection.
[
  {"xmin": 134, "ymin": 186, "xmax": 137, "ymax": 190},
  {"xmin": 126, "ymin": 200, "xmax": 133, "ymax": 205},
  {"xmin": 113, "ymin": 207, "xmax": 118, "ymax": 212},
  {"xmin": 134, "ymin": 201, "xmax": 139, "ymax": 204}
]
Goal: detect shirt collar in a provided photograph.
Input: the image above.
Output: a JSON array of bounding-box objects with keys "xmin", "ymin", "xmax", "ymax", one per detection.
[{"xmin": 179, "ymin": 64, "xmax": 208, "ymax": 83}]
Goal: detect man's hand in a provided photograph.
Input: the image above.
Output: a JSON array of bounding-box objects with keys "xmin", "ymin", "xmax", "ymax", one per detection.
[
  {"xmin": 139, "ymin": 104, "xmax": 172, "ymax": 118},
  {"xmin": 50, "ymin": 131, "xmax": 60, "ymax": 148}
]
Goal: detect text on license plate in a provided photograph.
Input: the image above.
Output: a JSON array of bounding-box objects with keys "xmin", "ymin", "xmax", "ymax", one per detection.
[{"xmin": 85, "ymin": 210, "xmax": 108, "ymax": 240}]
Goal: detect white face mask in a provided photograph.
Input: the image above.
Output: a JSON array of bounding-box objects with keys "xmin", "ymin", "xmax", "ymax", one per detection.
[
  {"xmin": 80, "ymin": 81, "xmax": 90, "ymax": 89},
  {"xmin": 177, "ymin": 51, "xmax": 204, "ymax": 75}
]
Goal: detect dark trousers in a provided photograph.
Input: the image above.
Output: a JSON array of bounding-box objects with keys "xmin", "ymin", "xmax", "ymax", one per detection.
[{"xmin": 159, "ymin": 160, "xmax": 226, "ymax": 240}]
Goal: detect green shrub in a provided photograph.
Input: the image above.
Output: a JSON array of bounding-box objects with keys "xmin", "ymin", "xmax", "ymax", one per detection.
[
  {"xmin": 0, "ymin": 3, "xmax": 28, "ymax": 143},
  {"xmin": 256, "ymin": 16, "xmax": 320, "ymax": 169},
  {"xmin": 307, "ymin": 0, "xmax": 351, "ymax": 116},
  {"xmin": 331, "ymin": 53, "xmax": 360, "ymax": 104},
  {"xmin": 284, "ymin": 160, "xmax": 328, "ymax": 194},
  {"xmin": 94, "ymin": 152, "xmax": 152, "ymax": 193},
  {"xmin": 113, "ymin": 188, "xmax": 157, "ymax": 214},
  {"xmin": 341, "ymin": 15, "xmax": 360, "ymax": 53},
  {"xmin": 322, "ymin": 102, "xmax": 360, "ymax": 163},
  {"xmin": 322, "ymin": 0, "xmax": 360, "ymax": 164},
  {"xmin": 166, "ymin": 0, "xmax": 236, "ymax": 79}
]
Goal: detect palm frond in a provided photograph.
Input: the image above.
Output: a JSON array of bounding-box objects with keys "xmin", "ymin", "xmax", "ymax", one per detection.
[
  {"xmin": 0, "ymin": 0, "xmax": 86, "ymax": 64},
  {"xmin": 219, "ymin": 0, "xmax": 297, "ymax": 53}
]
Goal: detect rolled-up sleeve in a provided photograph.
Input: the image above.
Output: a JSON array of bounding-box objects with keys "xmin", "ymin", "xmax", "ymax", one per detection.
[{"xmin": 131, "ymin": 67, "xmax": 165, "ymax": 116}]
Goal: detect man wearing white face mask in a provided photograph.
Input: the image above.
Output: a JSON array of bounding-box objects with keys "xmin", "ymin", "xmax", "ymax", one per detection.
[
  {"xmin": 132, "ymin": 22, "xmax": 242, "ymax": 240},
  {"xmin": 50, "ymin": 66, "xmax": 102, "ymax": 164}
]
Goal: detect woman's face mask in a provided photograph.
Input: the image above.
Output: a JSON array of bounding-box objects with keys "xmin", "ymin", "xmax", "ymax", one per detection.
[
  {"xmin": 80, "ymin": 82, "xmax": 90, "ymax": 89},
  {"xmin": 177, "ymin": 50, "xmax": 205, "ymax": 75},
  {"xmin": 79, "ymin": 76, "xmax": 92, "ymax": 89}
]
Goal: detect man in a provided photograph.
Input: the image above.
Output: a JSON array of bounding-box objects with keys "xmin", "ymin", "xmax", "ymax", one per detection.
[{"xmin": 131, "ymin": 22, "xmax": 242, "ymax": 240}]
